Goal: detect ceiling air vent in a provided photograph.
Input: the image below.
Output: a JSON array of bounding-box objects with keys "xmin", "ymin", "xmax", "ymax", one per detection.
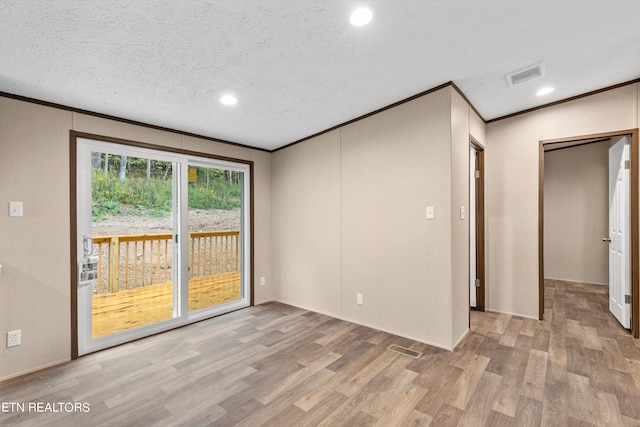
[{"xmin": 505, "ymin": 62, "xmax": 546, "ymax": 86}]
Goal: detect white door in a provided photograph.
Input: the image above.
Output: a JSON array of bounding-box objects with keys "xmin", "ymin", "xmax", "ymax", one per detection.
[{"xmin": 608, "ymin": 135, "xmax": 631, "ymax": 328}]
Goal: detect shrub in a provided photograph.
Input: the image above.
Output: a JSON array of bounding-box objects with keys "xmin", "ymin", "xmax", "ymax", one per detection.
[{"xmin": 91, "ymin": 168, "xmax": 241, "ymax": 219}]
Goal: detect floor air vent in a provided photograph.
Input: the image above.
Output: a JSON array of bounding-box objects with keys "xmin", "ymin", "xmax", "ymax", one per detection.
[{"xmin": 387, "ymin": 344, "xmax": 422, "ymax": 359}]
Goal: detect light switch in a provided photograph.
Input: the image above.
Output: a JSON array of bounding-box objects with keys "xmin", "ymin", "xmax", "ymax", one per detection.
[
  {"xmin": 9, "ymin": 202, "xmax": 23, "ymax": 217},
  {"xmin": 460, "ymin": 206, "xmax": 465, "ymax": 220},
  {"xmin": 426, "ymin": 206, "xmax": 435, "ymax": 220}
]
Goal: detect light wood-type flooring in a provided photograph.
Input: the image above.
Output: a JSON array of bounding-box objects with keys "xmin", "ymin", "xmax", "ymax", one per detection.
[
  {"xmin": 1, "ymin": 280, "xmax": 639, "ymax": 426},
  {"xmin": 92, "ymin": 272, "xmax": 241, "ymax": 338}
]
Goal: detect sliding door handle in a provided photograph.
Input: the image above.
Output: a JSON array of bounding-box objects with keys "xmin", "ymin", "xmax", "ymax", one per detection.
[{"xmin": 83, "ymin": 235, "xmax": 94, "ymax": 257}]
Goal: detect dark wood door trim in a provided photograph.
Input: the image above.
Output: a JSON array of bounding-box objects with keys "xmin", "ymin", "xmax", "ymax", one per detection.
[
  {"xmin": 70, "ymin": 131, "xmax": 256, "ymax": 358},
  {"xmin": 539, "ymin": 141, "xmax": 545, "ymax": 321},
  {"xmin": 471, "ymin": 138, "xmax": 485, "ymax": 313},
  {"xmin": 69, "ymin": 133, "xmax": 79, "ymax": 360},
  {"xmin": 539, "ymin": 129, "xmax": 639, "ymax": 338}
]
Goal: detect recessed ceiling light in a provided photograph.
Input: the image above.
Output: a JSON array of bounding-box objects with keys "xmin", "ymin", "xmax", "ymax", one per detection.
[
  {"xmin": 350, "ymin": 8, "xmax": 373, "ymax": 26},
  {"xmin": 220, "ymin": 95, "xmax": 238, "ymax": 105},
  {"xmin": 536, "ymin": 87, "xmax": 554, "ymax": 96}
]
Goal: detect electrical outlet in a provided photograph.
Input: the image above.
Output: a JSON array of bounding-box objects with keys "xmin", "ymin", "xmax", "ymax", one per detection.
[
  {"xmin": 260, "ymin": 277, "xmax": 266, "ymax": 286},
  {"xmin": 7, "ymin": 330, "xmax": 21, "ymax": 348},
  {"xmin": 9, "ymin": 201, "xmax": 23, "ymax": 217},
  {"xmin": 357, "ymin": 293, "xmax": 363, "ymax": 305}
]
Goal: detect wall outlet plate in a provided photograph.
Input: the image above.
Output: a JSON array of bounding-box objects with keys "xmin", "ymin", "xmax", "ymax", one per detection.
[
  {"xmin": 426, "ymin": 206, "xmax": 435, "ymax": 220},
  {"xmin": 9, "ymin": 201, "xmax": 23, "ymax": 217},
  {"xmin": 7, "ymin": 330, "xmax": 21, "ymax": 348}
]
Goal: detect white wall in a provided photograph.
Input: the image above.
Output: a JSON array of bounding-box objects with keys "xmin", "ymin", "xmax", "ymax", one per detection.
[
  {"xmin": 486, "ymin": 83, "xmax": 639, "ymax": 319},
  {"xmin": 544, "ymin": 142, "xmax": 609, "ymax": 285},
  {"xmin": 0, "ymin": 97, "xmax": 272, "ymax": 381}
]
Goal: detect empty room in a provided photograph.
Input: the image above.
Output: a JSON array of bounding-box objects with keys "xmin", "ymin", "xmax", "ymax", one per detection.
[{"xmin": 1, "ymin": 2, "xmax": 640, "ymax": 426}]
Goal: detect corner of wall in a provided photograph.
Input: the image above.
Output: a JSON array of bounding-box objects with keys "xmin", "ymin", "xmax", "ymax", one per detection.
[
  {"xmin": 0, "ymin": 97, "xmax": 73, "ymax": 380},
  {"xmin": 450, "ymin": 89, "xmax": 471, "ymax": 346},
  {"xmin": 272, "ymin": 88, "xmax": 458, "ymax": 349},
  {"xmin": 635, "ymin": 81, "xmax": 639, "ymax": 128},
  {"xmin": 1, "ymin": 95, "xmax": 275, "ymax": 380}
]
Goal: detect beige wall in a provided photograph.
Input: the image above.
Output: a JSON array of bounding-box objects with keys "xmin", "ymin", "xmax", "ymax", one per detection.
[
  {"xmin": 341, "ymin": 89, "xmax": 454, "ymax": 348},
  {"xmin": 486, "ymin": 83, "xmax": 639, "ymax": 319},
  {"xmin": 539, "ymin": 86, "xmax": 637, "ymax": 141},
  {"xmin": 0, "ymin": 100, "xmax": 73, "ymax": 381},
  {"xmin": 470, "ymin": 108, "xmax": 486, "ymax": 147},
  {"xmin": 272, "ymin": 87, "xmax": 482, "ymax": 349},
  {"xmin": 451, "ymin": 90, "xmax": 471, "ymax": 343},
  {"xmin": 486, "ymin": 113, "xmax": 540, "ymax": 318},
  {"xmin": 271, "ymin": 130, "xmax": 342, "ymax": 316},
  {"xmin": 0, "ymin": 97, "xmax": 272, "ymax": 381},
  {"xmin": 4, "ymin": 79, "xmax": 636, "ymax": 380},
  {"xmin": 544, "ymin": 142, "xmax": 609, "ymax": 285}
]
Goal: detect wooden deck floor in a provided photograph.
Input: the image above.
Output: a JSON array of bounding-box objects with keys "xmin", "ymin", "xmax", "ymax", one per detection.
[{"xmin": 92, "ymin": 272, "xmax": 241, "ymax": 338}]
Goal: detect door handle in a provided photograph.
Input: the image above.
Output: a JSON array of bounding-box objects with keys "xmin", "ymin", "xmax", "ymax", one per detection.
[
  {"xmin": 83, "ymin": 235, "xmax": 93, "ymax": 257},
  {"xmin": 602, "ymin": 237, "xmax": 611, "ymax": 243}
]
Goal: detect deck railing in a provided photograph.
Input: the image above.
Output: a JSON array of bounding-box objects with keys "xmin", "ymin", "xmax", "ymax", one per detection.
[{"xmin": 92, "ymin": 230, "xmax": 240, "ymax": 294}]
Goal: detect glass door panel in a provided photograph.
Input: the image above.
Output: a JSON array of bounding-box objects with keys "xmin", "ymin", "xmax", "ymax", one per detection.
[
  {"xmin": 187, "ymin": 165, "xmax": 243, "ymax": 313},
  {"xmin": 90, "ymin": 152, "xmax": 176, "ymax": 338},
  {"xmin": 77, "ymin": 138, "xmax": 182, "ymax": 355}
]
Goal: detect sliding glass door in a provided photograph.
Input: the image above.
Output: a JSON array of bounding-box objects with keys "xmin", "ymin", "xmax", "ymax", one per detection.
[
  {"xmin": 187, "ymin": 163, "xmax": 245, "ymax": 314},
  {"xmin": 76, "ymin": 137, "xmax": 250, "ymax": 355},
  {"xmin": 88, "ymin": 151, "xmax": 177, "ymax": 340}
]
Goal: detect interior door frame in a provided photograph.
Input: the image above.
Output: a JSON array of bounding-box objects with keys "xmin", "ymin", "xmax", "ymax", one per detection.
[
  {"xmin": 70, "ymin": 131, "xmax": 255, "ymax": 358},
  {"xmin": 538, "ymin": 128, "xmax": 639, "ymax": 338},
  {"xmin": 470, "ymin": 137, "xmax": 485, "ymax": 312}
]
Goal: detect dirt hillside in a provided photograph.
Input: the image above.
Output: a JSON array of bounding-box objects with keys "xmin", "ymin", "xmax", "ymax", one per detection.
[{"xmin": 91, "ymin": 208, "xmax": 241, "ymax": 236}]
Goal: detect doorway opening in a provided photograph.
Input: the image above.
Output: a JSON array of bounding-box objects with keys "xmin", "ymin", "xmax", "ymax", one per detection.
[
  {"xmin": 539, "ymin": 129, "xmax": 639, "ymax": 338},
  {"xmin": 470, "ymin": 138, "xmax": 485, "ymax": 312}
]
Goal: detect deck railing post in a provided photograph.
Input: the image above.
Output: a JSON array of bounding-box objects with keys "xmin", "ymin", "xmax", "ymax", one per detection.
[
  {"xmin": 109, "ymin": 236, "xmax": 120, "ymax": 293},
  {"xmin": 236, "ymin": 231, "xmax": 241, "ymax": 272},
  {"xmin": 188, "ymin": 232, "xmax": 193, "ymax": 279}
]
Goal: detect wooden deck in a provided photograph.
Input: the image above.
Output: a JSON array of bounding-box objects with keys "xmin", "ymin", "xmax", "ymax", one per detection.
[{"xmin": 92, "ymin": 272, "xmax": 241, "ymax": 338}]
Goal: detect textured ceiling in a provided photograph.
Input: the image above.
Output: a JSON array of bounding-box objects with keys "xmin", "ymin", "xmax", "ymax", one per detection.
[{"xmin": 1, "ymin": 1, "xmax": 639, "ymax": 151}]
